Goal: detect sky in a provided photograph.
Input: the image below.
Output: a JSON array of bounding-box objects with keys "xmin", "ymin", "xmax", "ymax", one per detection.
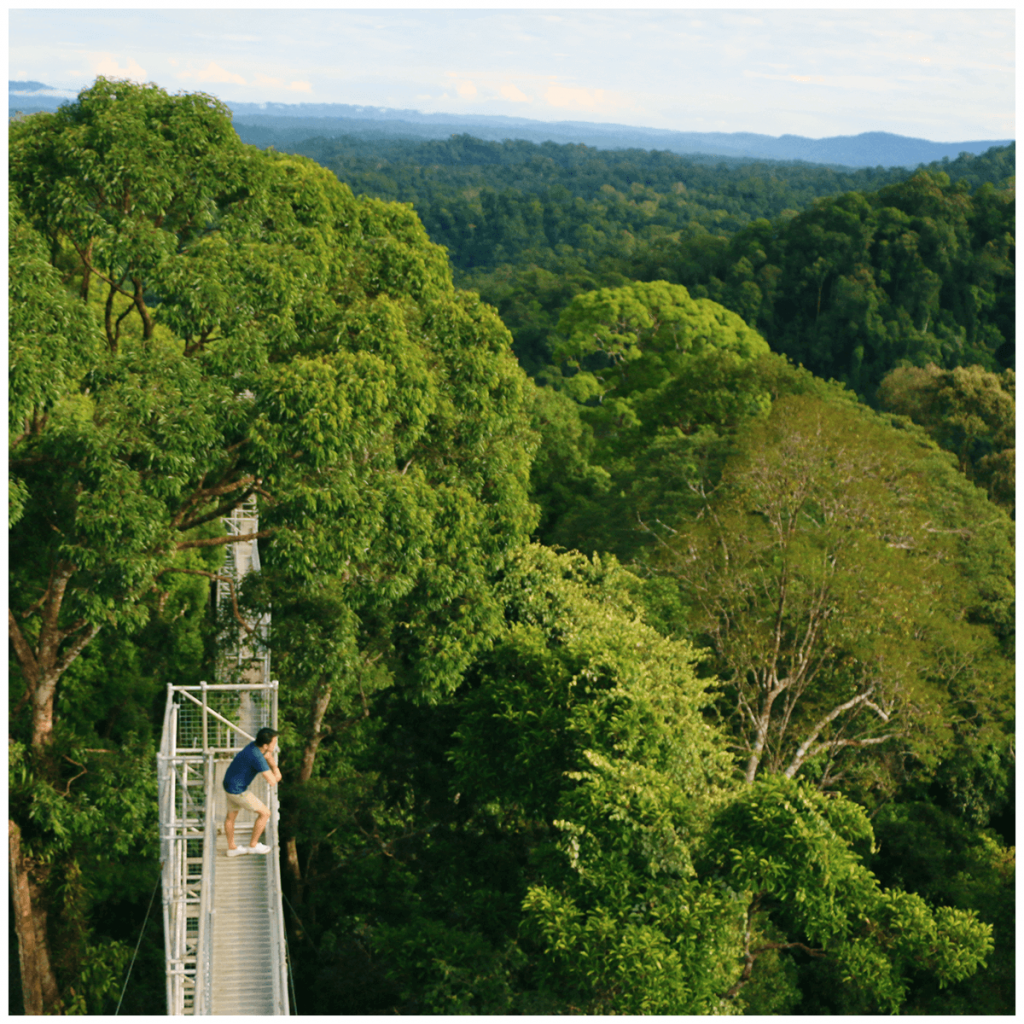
[{"xmin": 8, "ymin": 6, "xmax": 1016, "ymax": 141}]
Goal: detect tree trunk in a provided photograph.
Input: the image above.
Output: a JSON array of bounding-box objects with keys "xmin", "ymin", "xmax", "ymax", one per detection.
[
  {"xmin": 133, "ymin": 277, "xmax": 155, "ymax": 340},
  {"xmin": 8, "ymin": 564, "xmax": 98, "ymax": 1014},
  {"xmin": 282, "ymin": 678, "xmax": 333, "ymax": 907},
  {"xmin": 8, "ymin": 564, "xmax": 98, "ymax": 749},
  {"xmin": 78, "ymin": 239, "xmax": 93, "ymax": 302},
  {"xmin": 298, "ymin": 678, "xmax": 332, "ymax": 785},
  {"xmin": 284, "ymin": 838, "xmax": 304, "ymax": 911},
  {"xmin": 743, "ymin": 677, "xmax": 786, "ymax": 783},
  {"xmin": 9, "ymin": 821, "xmax": 62, "ymax": 1015}
]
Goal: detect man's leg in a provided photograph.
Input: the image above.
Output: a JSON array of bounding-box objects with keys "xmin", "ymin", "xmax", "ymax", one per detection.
[
  {"xmin": 225, "ymin": 809, "xmax": 239, "ymax": 850},
  {"xmin": 250, "ymin": 808, "xmax": 270, "ymax": 847}
]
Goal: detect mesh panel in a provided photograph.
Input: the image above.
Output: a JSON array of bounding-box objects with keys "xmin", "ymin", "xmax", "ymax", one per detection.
[
  {"xmin": 176, "ymin": 701, "xmax": 203, "ymax": 750},
  {"xmin": 208, "ymin": 691, "xmax": 242, "ymax": 748},
  {"xmin": 173, "ymin": 690, "xmax": 273, "ymax": 750}
]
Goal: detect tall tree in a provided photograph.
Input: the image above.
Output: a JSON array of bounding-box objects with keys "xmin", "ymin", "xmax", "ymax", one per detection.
[
  {"xmin": 654, "ymin": 392, "xmax": 1013, "ymax": 798},
  {"xmin": 8, "ymin": 79, "xmax": 536, "ymax": 1013}
]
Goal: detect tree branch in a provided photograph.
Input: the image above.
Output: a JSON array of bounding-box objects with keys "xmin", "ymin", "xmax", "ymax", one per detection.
[
  {"xmin": 61, "ymin": 756, "xmax": 88, "ymax": 797},
  {"xmin": 170, "ymin": 473, "xmax": 255, "ymax": 530},
  {"xmin": 156, "ymin": 567, "xmax": 254, "ymax": 634},
  {"xmin": 176, "ymin": 488, "xmax": 260, "ymax": 533},
  {"xmin": 8, "ymin": 609, "xmax": 40, "ymax": 687},
  {"xmin": 782, "ymin": 688, "xmax": 877, "ymax": 778},
  {"xmin": 175, "ymin": 529, "xmax": 273, "ymax": 550},
  {"xmin": 53, "ymin": 623, "xmax": 99, "ymax": 680}
]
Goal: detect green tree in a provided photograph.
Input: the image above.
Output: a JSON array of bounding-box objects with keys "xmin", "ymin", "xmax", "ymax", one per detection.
[
  {"xmin": 700, "ymin": 775, "xmax": 995, "ymax": 1013},
  {"xmin": 532, "ymin": 282, "xmax": 771, "ymax": 560},
  {"xmin": 867, "ymin": 802, "xmax": 1014, "ymax": 1014},
  {"xmin": 878, "ymin": 363, "xmax": 1015, "ymax": 513},
  {"xmin": 654, "ymin": 393, "xmax": 1013, "ymax": 799},
  {"xmin": 9, "ymin": 78, "xmax": 537, "ymax": 1013},
  {"xmin": 9, "ymin": 80, "xmax": 244, "ymax": 350},
  {"xmin": 421, "ymin": 547, "xmax": 994, "ymax": 1013}
]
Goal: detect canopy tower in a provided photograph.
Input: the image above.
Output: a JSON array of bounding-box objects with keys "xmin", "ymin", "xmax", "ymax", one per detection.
[{"xmin": 157, "ymin": 502, "xmax": 289, "ymax": 1014}]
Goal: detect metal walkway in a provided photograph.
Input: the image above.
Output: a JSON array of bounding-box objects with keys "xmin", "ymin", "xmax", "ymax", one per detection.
[
  {"xmin": 209, "ymin": 759, "xmax": 286, "ymax": 1014},
  {"xmin": 158, "ymin": 683, "xmax": 290, "ymax": 1015},
  {"xmin": 158, "ymin": 500, "xmax": 288, "ymax": 1014}
]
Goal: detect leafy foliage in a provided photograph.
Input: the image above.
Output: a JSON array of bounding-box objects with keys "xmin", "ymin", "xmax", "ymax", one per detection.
[
  {"xmin": 655, "ymin": 392, "xmax": 1013, "ymax": 797},
  {"xmin": 879, "ymin": 362, "xmax": 1015, "ymax": 512},
  {"xmin": 701, "ymin": 775, "xmax": 995, "ymax": 1014},
  {"xmin": 282, "ymin": 132, "xmax": 1013, "ymax": 380}
]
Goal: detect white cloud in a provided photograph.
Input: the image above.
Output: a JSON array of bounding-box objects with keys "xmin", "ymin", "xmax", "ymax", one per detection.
[
  {"xmin": 288, "ymin": 80, "xmax": 312, "ymax": 93},
  {"xmin": 177, "ymin": 61, "xmax": 246, "ymax": 85},
  {"xmin": 457, "ymin": 80, "xmax": 477, "ymax": 99},
  {"xmin": 544, "ymin": 82, "xmax": 634, "ymax": 115},
  {"xmin": 255, "ymin": 72, "xmax": 283, "ymax": 87},
  {"xmin": 93, "ymin": 53, "xmax": 148, "ymax": 81},
  {"xmin": 499, "ymin": 83, "xmax": 531, "ymax": 103}
]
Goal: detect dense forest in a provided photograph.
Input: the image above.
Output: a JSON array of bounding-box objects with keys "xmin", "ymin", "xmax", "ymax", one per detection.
[
  {"xmin": 8, "ymin": 80, "xmax": 1015, "ymax": 1015},
  {"xmin": 294, "ymin": 133, "xmax": 1015, "ymax": 386}
]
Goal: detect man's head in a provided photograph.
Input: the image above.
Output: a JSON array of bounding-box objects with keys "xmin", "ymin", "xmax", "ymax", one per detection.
[{"xmin": 255, "ymin": 727, "xmax": 279, "ymax": 752}]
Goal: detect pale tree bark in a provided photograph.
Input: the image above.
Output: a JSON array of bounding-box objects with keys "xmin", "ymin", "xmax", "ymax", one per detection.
[
  {"xmin": 9, "ymin": 820, "xmax": 62, "ymax": 1015},
  {"xmin": 782, "ymin": 688, "xmax": 889, "ymax": 778},
  {"xmin": 741, "ymin": 671, "xmax": 788, "ymax": 784}
]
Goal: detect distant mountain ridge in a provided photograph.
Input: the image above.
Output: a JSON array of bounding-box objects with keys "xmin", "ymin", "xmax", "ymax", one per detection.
[{"xmin": 10, "ymin": 83, "xmax": 1013, "ymax": 169}]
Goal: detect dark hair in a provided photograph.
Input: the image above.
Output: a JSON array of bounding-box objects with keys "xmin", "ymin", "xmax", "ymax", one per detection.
[{"xmin": 255, "ymin": 727, "xmax": 279, "ymax": 747}]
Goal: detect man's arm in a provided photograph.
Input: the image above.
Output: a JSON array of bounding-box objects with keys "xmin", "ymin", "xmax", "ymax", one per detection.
[
  {"xmin": 261, "ymin": 768, "xmax": 277, "ymax": 786},
  {"xmin": 264, "ymin": 750, "xmax": 283, "ymax": 783}
]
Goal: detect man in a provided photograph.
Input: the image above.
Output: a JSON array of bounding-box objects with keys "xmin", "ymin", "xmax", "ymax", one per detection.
[{"xmin": 223, "ymin": 726, "xmax": 282, "ymax": 857}]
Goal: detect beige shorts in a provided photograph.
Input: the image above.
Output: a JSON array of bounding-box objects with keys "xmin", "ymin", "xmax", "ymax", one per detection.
[{"xmin": 224, "ymin": 789, "xmax": 268, "ymax": 816}]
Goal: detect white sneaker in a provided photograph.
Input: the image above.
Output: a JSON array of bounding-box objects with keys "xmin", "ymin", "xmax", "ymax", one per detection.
[
  {"xmin": 248, "ymin": 843, "xmax": 271, "ymax": 855},
  {"xmin": 227, "ymin": 846, "xmax": 248, "ymax": 857}
]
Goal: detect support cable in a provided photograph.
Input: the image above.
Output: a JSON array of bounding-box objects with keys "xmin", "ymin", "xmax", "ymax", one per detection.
[
  {"xmin": 285, "ymin": 932, "xmax": 299, "ymax": 1015},
  {"xmin": 281, "ymin": 890, "xmax": 314, "ymax": 1015},
  {"xmin": 115, "ymin": 866, "xmax": 162, "ymax": 1015}
]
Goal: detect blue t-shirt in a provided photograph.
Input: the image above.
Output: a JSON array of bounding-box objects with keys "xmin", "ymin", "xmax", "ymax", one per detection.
[{"xmin": 223, "ymin": 742, "xmax": 270, "ymax": 795}]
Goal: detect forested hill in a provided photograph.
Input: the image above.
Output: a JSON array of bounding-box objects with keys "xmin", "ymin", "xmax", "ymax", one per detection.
[
  {"xmin": 284, "ymin": 133, "xmax": 1015, "ymax": 388},
  {"xmin": 288, "ymin": 132, "xmax": 1016, "ymax": 262}
]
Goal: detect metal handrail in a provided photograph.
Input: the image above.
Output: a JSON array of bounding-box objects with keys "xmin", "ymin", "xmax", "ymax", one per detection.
[
  {"xmin": 172, "ymin": 682, "xmax": 277, "ymax": 692},
  {"xmin": 265, "ymin": 780, "xmax": 290, "ymax": 1014},
  {"xmin": 193, "ymin": 754, "xmax": 217, "ymax": 1015}
]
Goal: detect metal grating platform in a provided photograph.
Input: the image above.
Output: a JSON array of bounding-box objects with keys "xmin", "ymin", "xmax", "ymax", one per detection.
[{"xmin": 210, "ymin": 833, "xmax": 277, "ymax": 1014}]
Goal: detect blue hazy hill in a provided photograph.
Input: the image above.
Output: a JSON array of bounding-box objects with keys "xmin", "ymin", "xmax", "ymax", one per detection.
[{"xmin": 10, "ymin": 85, "xmax": 1012, "ymax": 169}]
